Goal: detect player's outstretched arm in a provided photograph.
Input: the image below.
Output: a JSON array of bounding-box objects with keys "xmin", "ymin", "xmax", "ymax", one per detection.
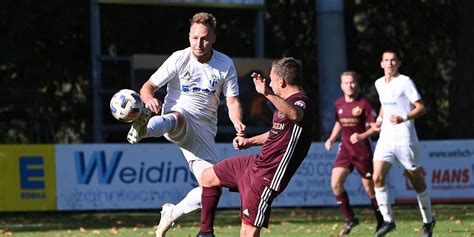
[
  {"xmin": 140, "ymin": 80, "xmax": 162, "ymax": 114},
  {"xmin": 372, "ymin": 107, "xmax": 384, "ymax": 132},
  {"xmin": 226, "ymin": 95, "xmax": 246, "ymax": 136},
  {"xmin": 233, "ymin": 132, "xmax": 269, "ymax": 150},
  {"xmin": 251, "ymin": 72, "xmax": 304, "ymax": 122},
  {"xmin": 350, "ymin": 124, "xmax": 378, "ymax": 144},
  {"xmin": 325, "ymin": 122, "xmax": 341, "ymax": 150},
  {"xmin": 390, "ymin": 99, "xmax": 426, "ymax": 124}
]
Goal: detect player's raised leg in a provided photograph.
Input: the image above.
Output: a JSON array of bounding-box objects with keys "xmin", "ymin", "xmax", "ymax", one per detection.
[{"xmin": 127, "ymin": 112, "xmax": 179, "ymax": 144}]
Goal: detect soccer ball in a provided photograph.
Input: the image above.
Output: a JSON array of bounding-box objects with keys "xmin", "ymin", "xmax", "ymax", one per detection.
[{"xmin": 110, "ymin": 89, "xmax": 143, "ymax": 123}]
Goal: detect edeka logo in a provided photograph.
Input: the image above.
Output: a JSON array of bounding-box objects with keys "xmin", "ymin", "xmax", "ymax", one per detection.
[
  {"xmin": 74, "ymin": 151, "xmax": 197, "ymax": 186},
  {"xmin": 19, "ymin": 156, "xmax": 47, "ymax": 199}
]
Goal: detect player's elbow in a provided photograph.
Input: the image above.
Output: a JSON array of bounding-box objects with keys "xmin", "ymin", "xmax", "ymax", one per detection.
[
  {"xmin": 415, "ymin": 103, "xmax": 427, "ymax": 118},
  {"xmin": 420, "ymin": 106, "xmax": 427, "ymax": 116},
  {"xmin": 289, "ymin": 107, "xmax": 305, "ymax": 122},
  {"xmin": 140, "ymin": 81, "xmax": 158, "ymax": 96}
]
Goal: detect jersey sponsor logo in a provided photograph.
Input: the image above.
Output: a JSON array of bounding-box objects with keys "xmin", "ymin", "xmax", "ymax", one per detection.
[
  {"xmin": 339, "ymin": 117, "xmax": 359, "ymax": 127},
  {"xmin": 181, "ymin": 85, "xmax": 216, "ymax": 95},
  {"xmin": 294, "ymin": 100, "xmax": 306, "ymax": 109},
  {"xmin": 272, "ymin": 122, "xmax": 285, "ymax": 131},
  {"xmin": 352, "ymin": 106, "xmax": 362, "ymax": 116}
]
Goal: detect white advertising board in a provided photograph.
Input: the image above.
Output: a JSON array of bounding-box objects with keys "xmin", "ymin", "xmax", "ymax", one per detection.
[
  {"xmin": 55, "ymin": 143, "xmax": 369, "ymax": 210},
  {"xmin": 55, "ymin": 140, "xmax": 474, "ymax": 210},
  {"xmin": 272, "ymin": 143, "xmax": 372, "ymax": 206},
  {"xmin": 55, "ymin": 144, "xmax": 259, "ymax": 210},
  {"xmin": 391, "ymin": 140, "xmax": 474, "ymax": 203},
  {"xmin": 56, "ymin": 144, "xmax": 196, "ymax": 210}
]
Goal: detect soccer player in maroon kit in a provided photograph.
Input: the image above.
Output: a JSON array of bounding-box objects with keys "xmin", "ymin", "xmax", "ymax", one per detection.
[
  {"xmin": 324, "ymin": 71, "xmax": 383, "ymax": 235},
  {"xmin": 195, "ymin": 57, "xmax": 314, "ymax": 237}
]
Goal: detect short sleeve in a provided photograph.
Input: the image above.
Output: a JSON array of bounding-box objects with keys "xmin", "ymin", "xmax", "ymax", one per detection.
[{"xmin": 405, "ymin": 78, "xmax": 422, "ymax": 103}]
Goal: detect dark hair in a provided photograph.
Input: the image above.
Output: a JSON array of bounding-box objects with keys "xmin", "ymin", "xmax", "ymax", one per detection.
[
  {"xmin": 272, "ymin": 57, "xmax": 302, "ymax": 86},
  {"xmin": 190, "ymin": 12, "xmax": 217, "ymax": 31},
  {"xmin": 381, "ymin": 49, "xmax": 401, "ymax": 61}
]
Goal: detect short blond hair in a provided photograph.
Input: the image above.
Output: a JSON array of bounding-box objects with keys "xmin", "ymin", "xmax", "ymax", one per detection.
[
  {"xmin": 340, "ymin": 71, "xmax": 359, "ymax": 83},
  {"xmin": 190, "ymin": 12, "xmax": 217, "ymax": 31}
]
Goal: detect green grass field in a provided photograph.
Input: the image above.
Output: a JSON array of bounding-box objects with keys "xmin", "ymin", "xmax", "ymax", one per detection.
[{"xmin": 1, "ymin": 204, "xmax": 473, "ymax": 236}]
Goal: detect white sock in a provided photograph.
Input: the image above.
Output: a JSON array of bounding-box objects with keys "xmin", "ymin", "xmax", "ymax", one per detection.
[
  {"xmin": 170, "ymin": 187, "xmax": 202, "ymax": 221},
  {"xmin": 146, "ymin": 113, "xmax": 177, "ymax": 137},
  {"xmin": 417, "ymin": 189, "xmax": 433, "ymax": 223},
  {"xmin": 374, "ymin": 186, "xmax": 393, "ymax": 222}
]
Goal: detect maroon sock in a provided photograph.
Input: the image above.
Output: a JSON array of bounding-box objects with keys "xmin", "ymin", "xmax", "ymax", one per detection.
[
  {"xmin": 200, "ymin": 187, "xmax": 221, "ymax": 233},
  {"xmin": 371, "ymin": 198, "xmax": 384, "ymax": 224},
  {"xmin": 335, "ymin": 191, "xmax": 355, "ymax": 221}
]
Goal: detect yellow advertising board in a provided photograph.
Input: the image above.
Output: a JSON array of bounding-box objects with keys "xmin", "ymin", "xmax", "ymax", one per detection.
[{"xmin": 0, "ymin": 145, "xmax": 56, "ymax": 211}]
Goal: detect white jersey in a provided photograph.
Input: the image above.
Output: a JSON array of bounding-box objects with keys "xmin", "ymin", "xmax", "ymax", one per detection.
[
  {"xmin": 149, "ymin": 47, "xmax": 239, "ymax": 136},
  {"xmin": 375, "ymin": 74, "xmax": 422, "ymax": 145}
]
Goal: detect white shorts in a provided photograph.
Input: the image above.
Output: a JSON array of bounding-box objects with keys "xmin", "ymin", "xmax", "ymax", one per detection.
[
  {"xmin": 373, "ymin": 143, "xmax": 421, "ymax": 171},
  {"xmin": 164, "ymin": 109, "xmax": 218, "ymax": 177}
]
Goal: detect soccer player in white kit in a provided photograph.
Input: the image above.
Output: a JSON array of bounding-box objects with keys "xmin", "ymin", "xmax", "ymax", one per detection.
[
  {"xmin": 127, "ymin": 12, "xmax": 246, "ymax": 237},
  {"xmin": 371, "ymin": 50, "xmax": 435, "ymax": 237}
]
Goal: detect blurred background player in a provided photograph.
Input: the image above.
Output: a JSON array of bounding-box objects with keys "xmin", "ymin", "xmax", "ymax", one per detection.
[
  {"xmin": 371, "ymin": 50, "xmax": 435, "ymax": 237},
  {"xmin": 196, "ymin": 57, "xmax": 314, "ymax": 237},
  {"xmin": 324, "ymin": 71, "xmax": 383, "ymax": 235},
  {"xmin": 127, "ymin": 12, "xmax": 246, "ymax": 237}
]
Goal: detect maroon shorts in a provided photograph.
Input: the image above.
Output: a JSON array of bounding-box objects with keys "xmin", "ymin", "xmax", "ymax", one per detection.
[
  {"xmin": 214, "ymin": 154, "xmax": 278, "ymax": 228},
  {"xmin": 333, "ymin": 146, "xmax": 373, "ymax": 178}
]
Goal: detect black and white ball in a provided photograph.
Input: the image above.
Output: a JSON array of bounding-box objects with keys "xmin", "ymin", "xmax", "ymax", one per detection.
[{"xmin": 110, "ymin": 89, "xmax": 143, "ymax": 123}]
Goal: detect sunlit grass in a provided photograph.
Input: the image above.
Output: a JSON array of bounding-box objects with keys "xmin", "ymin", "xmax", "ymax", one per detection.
[{"xmin": 1, "ymin": 204, "xmax": 473, "ymax": 236}]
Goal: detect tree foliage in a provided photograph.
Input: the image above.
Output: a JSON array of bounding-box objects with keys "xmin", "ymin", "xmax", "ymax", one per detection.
[
  {"xmin": 345, "ymin": 0, "xmax": 456, "ymax": 139},
  {"xmin": 0, "ymin": 0, "xmax": 469, "ymax": 143},
  {"xmin": 1, "ymin": 0, "xmax": 90, "ymax": 143}
]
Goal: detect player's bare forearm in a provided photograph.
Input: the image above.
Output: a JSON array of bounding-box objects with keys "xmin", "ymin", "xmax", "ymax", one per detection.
[
  {"xmin": 233, "ymin": 132, "xmax": 268, "ymax": 150},
  {"xmin": 226, "ymin": 96, "xmax": 246, "ymax": 136},
  {"xmin": 325, "ymin": 122, "xmax": 341, "ymax": 150},
  {"xmin": 140, "ymin": 80, "xmax": 161, "ymax": 113},
  {"xmin": 391, "ymin": 100, "xmax": 426, "ymax": 124},
  {"xmin": 248, "ymin": 131, "xmax": 269, "ymax": 146},
  {"xmin": 251, "ymin": 72, "xmax": 303, "ymax": 122},
  {"xmin": 408, "ymin": 100, "xmax": 426, "ymax": 120},
  {"xmin": 359, "ymin": 124, "xmax": 377, "ymax": 140},
  {"xmin": 328, "ymin": 122, "xmax": 342, "ymax": 142}
]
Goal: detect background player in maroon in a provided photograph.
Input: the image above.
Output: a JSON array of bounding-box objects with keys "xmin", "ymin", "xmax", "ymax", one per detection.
[
  {"xmin": 324, "ymin": 71, "xmax": 383, "ymax": 235},
  {"xmin": 195, "ymin": 57, "xmax": 314, "ymax": 237}
]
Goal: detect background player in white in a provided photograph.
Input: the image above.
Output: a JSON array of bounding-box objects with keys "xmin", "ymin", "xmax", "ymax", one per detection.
[
  {"xmin": 127, "ymin": 12, "xmax": 246, "ymax": 237},
  {"xmin": 371, "ymin": 50, "xmax": 435, "ymax": 237}
]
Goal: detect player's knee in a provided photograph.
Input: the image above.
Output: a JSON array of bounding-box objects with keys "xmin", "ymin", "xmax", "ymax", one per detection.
[
  {"xmin": 199, "ymin": 167, "xmax": 219, "ymax": 187},
  {"xmin": 240, "ymin": 223, "xmax": 259, "ymax": 237},
  {"xmin": 330, "ymin": 181, "xmax": 343, "ymax": 194},
  {"xmin": 372, "ymin": 174, "xmax": 385, "ymax": 187},
  {"xmin": 364, "ymin": 186, "xmax": 375, "ymax": 196}
]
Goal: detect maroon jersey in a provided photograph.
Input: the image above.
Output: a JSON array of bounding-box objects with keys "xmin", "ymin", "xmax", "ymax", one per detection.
[
  {"xmin": 334, "ymin": 96, "xmax": 375, "ymax": 155},
  {"xmin": 253, "ymin": 91, "xmax": 314, "ymax": 192}
]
